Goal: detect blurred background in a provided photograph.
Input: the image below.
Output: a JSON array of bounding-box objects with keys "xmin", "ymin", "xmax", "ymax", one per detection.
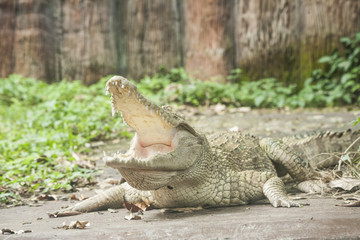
[{"xmin": 1, "ymin": 0, "xmax": 359, "ymax": 85}]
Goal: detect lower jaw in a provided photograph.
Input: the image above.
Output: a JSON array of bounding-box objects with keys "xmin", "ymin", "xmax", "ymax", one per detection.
[{"xmin": 118, "ymin": 167, "xmax": 178, "ymax": 190}]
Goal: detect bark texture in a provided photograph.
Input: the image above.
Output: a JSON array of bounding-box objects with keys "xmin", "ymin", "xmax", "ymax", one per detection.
[
  {"xmin": 183, "ymin": 0, "xmax": 234, "ymax": 81},
  {"xmin": 58, "ymin": 0, "xmax": 118, "ymax": 84},
  {"xmin": 0, "ymin": 0, "xmax": 359, "ymax": 84},
  {"xmin": 125, "ymin": 0, "xmax": 183, "ymax": 80},
  {"xmin": 234, "ymin": 0, "xmax": 360, "ymax": 83}
]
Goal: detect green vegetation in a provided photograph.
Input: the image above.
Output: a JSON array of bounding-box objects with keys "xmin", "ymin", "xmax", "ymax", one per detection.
[
  {"xmin": 355, "ymin": 117, "xmax": 360, "ymax": 126},
  {"xmin": 1, "ymin": 33, "xmax": 359, "ymax": 205},
  {"xmin": 0, "ymin": 75, "xmax": 130, "ymax": 205},
  {"xmin": 138, "ymin": 33, "xmax": 360, "ymax": 108}
]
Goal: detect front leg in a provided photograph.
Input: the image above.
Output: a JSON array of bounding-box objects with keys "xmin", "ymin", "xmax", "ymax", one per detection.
[
  {"xmin": 263, "ymin": 176, "xmax": 309, "ymax": 207},
  {"xmin": 259, "ymin": 138, "xmax": 326, "ymax": 195},
  {"xmin": 51, "ymin": 183, "xmax": 153, "ymax": 217}
]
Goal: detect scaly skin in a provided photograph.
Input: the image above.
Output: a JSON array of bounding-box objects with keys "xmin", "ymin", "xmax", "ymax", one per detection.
[{"xmin": 53, "ymin": 76, "xmax": 359, "ymax": 216}]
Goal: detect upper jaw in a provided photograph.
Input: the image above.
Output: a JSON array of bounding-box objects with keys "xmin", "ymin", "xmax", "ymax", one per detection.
[{"xmin": 106, "ymin": 76, "xmax": 181, "ymax": 147}]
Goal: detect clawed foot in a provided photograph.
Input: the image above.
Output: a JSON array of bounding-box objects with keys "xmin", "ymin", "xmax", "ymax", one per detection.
[
  {"xmin": 48, "ymin": 207, "xmax": 82, "ymax": 218},
  {"xmin": 264, "ymin": 176, "xmax": 310, "ymax": 208},
  {"xmin": 271, "ymin": 197, "xmax": 309, "ymax": 208}
]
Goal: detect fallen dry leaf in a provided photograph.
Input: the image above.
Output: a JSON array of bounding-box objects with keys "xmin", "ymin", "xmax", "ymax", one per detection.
[
  {"xmin": 123, "ymin": 197, "xmax": 149, "ymax": 220},
  {"xmin": 15, "ymin": 230, "xmax": 32, "ymax": 234},
  {"xmin": 60, "ymin": 221, "xmax": 89, "ymax": 230},
  {"xmin": 124, "ymin": 212, "xmax": 142, "ymax": 220},
  {"xmin": 37, "ymin": 194, "xmax": 58, "ymax": 201},
  {"xmin": 123, "ymin": 198, "xmax": 150, "ymax": 212},
  {"xmin": 1, "ymin": 228, "xmax": 14, "ymax": 235},
  {"xmin": 1, "ymin": 228, "xmax": 32, "ymax": 235},
  {"xmin": 70, "ymin": 194, "xmax": 87, "ymax": 201},
  {"xmin": 329, "ymin": 178, "xmax": 360, "ymax": 191},
  {"xmin": 123, "ymin": 200, "xmax": 143, "ymax": 213},
  {"xmin": 72, "ymin": 152, "xmax": 96, "ymax": 169}
]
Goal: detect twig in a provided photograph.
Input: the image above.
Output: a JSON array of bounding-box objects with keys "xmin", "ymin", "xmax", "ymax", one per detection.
[{"xmin": 344, "ymin": 136, "xmax": 360, "ymax": 154}]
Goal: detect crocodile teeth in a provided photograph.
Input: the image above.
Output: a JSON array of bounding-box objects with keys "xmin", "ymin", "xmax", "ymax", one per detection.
[{"xmin": 121, "ymin": 84, "xmax": 124, "ymax": 88}]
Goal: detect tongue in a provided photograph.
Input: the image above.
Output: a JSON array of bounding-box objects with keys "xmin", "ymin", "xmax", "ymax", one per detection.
[{"xmin": 135, "ymin": 139, "xmax": 174, "ymax": 159}]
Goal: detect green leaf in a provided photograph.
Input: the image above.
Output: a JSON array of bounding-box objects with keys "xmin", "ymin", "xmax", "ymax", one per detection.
[
  {"xmin": 254, "ymin": 95, "xmax": 265, "ymax": 107},
  {"xmin": 340, "ymin": 37, "xmax": 351, "ymax": 46},
  {"xmin": 318, "ymin": 56, "xmax": 332, "ymax": 64},
  {"xmin": 354, "ymin": 117, "xmax": 360, "ymax": 126},
  {"xmin": 341, "ymin": 73, "xmax": 354, "ymax": 84}
]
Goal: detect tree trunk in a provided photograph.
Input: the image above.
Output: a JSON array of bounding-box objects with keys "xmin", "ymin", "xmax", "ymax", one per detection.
[
  {"xmin": 183, "ymin": 0, "xmax": 234, "ymax": 81},
  {"xmin": 234, "ymin": 0, "xmax": 360, "ymax": 84},
  {"xmin": 0, "ymin": 0, "xmax": 57, "ymax": 82},
  {"xmin": 125, "ymin": 0, "xmax": 183, "ymax": 80},
  {"xmin": 57, "ymin": 0, "xmax": 118, "ymax": 84},
  {"xmin": 0, "ymin": 0, "xmax": 359, "ymax": 84}
]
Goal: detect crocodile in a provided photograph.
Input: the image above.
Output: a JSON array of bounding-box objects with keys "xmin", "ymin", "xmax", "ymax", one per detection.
[{"xmin": 55, "ymin": 76, "xmax": 360, "ymax": 215}]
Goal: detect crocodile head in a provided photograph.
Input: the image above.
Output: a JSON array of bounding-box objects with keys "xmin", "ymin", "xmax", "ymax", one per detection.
[{"xmin": 104, "ymin": 76, "xmax": 207, "ymax": 190}]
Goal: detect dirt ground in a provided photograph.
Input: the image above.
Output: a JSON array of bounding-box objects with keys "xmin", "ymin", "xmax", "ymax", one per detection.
[{"xmin": 1, "ymin": 107, "xmax": 360, "ymax": 240}]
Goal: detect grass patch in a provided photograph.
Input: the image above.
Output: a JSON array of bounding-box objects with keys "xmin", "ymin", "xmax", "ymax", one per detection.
[{"xmin": 0, "ymin": 75, "xmax": 130, "ymax": 205}]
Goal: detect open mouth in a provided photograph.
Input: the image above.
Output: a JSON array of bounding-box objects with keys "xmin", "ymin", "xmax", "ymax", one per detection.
[
  {"xmin": 103, "ymin": 76, "xmax": 204, "ymax": 190},
  {"xmin": 104, "ymin": 76, "xmax": 192, "ymax": 171}
]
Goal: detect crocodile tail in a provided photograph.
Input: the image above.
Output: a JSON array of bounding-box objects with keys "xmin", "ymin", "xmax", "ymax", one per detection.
[{"xmin": 282, "ymin": 129, "xmax": 360, "ymax": 169}]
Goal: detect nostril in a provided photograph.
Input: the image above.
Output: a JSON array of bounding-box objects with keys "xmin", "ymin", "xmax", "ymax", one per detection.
[{"xmin": 167, "ymin": 185, "xmax": 174, "ymax": 190}]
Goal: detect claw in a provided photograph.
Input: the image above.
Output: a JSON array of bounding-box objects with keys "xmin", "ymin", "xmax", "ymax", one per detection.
[
  {"xmin": 272, "ymin": 198, "xmax": 308, "ymax": 208},
  {"xmin": 48, "ymin": 209, "xmax": 82, "ymax": 218},
  {"xmin": 264, "ymin": 176, "xmax": 310, "ymax": 208}
]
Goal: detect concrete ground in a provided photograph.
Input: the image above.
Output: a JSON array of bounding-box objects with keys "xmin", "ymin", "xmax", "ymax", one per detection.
[
  {"xmin": 1, "ymin": 108, "xmax": 360, "ymax": 239},
  {"xmin": 1, "ymin": 197, "xmax": 360, "ymax": 239}
]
